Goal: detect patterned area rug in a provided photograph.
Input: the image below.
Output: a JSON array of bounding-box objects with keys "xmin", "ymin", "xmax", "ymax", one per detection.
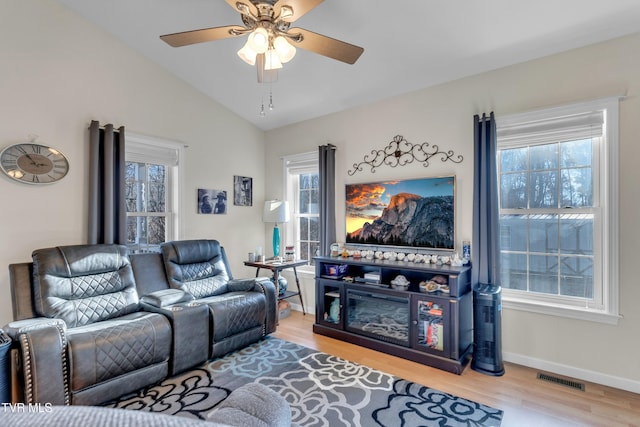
[{"xmin": 108, "ymin": 337, "xmax": 503, "ymax": 426}]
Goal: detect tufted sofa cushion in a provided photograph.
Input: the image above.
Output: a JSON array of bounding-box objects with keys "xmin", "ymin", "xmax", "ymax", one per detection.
[
  {"xmin": 161, "ymin": 239, "xmax": 274, "ymax": 358},
  {"xmin": 67, "ymin": 311, "xmax": 171, "ymax": 393},
  {"xmin": 32, "ymin": 244, "xmax": 139, "ymax": 328},
  {"xmin": 162, "ymin": 240, "xmax": 231, "ymax": 298}
]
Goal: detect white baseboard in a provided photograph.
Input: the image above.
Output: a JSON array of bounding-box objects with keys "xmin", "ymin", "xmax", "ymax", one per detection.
[
  {"xmin": 288, "ymin": 303, "xmax": 314, "ymax": 315},
  {"xmin": 503, "ymin": 351, "xmax": 640, "ymax": 394}
]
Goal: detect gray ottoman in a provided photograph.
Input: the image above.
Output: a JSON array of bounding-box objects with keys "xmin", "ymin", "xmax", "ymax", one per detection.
[
  {"xmin": 208, "ymin": 383, "xmax": 293, "ymax": 427},
  {"xmin": 3, "ymin": 383, "xmax": 295, "ymax": 427}
]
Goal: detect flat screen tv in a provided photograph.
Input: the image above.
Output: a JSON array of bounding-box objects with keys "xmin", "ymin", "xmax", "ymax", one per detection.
[{"xmin": 345, "ymin": 176, "xmax": 455, "ymax": 250}]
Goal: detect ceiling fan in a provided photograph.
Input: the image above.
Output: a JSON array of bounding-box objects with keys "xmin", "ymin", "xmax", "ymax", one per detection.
[{"xmin": 160, "ymin": 0, "xmax": 364, "ymax": 82}]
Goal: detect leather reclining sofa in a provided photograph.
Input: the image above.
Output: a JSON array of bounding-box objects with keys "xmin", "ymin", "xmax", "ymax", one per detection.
[{"xmin": 4, "ymin": 239, "xmax": 278, "ymax": 408}]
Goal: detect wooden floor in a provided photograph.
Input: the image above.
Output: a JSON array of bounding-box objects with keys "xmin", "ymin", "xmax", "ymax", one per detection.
[{"xmin": 274, "ymin": 310, "xmax": 640, "ymax": 427}]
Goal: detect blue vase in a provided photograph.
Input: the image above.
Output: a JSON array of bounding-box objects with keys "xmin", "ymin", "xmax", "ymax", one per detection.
[{"xmin": 271, "ymin": 276, "xmax": 288, "ymax": 297}]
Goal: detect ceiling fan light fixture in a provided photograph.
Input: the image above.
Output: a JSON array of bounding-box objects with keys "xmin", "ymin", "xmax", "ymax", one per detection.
[
  {"xmin": 160, "ymin": 0, "xmax": 364, "ymax": 85},
  {"xmin": 264, "ymin": 49, "xmax": 283, "ymax": 70},
  {"xmin": 279, "ymin": 5, "xmax": 294, "ymax": 19},
  {"xmin": 235, "ymin": 2, "xmax": 250, "ymax": 15},
  {"xmin": 248, "ymin": 27, "xmax": 269, "ymax": 53},
  {"xmin": 273, "ymin": 36, "xmax": 296, "ymax": 63},
  {"xmin": 237, "ymin": 40, "xmax": 257, "ymax": 65}
]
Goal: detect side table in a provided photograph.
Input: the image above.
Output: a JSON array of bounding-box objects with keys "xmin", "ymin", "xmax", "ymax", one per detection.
[{"xmin": 244, "ymin": 259, "xmax": 307, "ymax": 315}]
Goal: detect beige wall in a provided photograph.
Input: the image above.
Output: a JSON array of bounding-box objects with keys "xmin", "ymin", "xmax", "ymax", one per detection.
[
  {"xmin": 265, "ymin": 33, "xmax": 640, "ymax": 392},
  {"xmin": 0, "ymin": 0, "xmax": 267, "ymax": 325}
]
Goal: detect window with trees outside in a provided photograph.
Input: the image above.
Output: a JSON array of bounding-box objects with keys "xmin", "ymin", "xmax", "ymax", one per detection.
[
  {"xmin": 284, "ymin": 151, "xmax": 320, "ymax": 269},
  {"xmin": 125, "ymin": 133, "xmax": 182, "ymax": 253},
  {"xmin": 496, "ymin": 98, "xmax": 620, "ymax": 324}
]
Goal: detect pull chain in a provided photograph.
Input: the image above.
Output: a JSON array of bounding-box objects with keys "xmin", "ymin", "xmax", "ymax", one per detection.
[
  {"xmin": 269, "ymin": 80, "xmax": 274, "ymax": 111},
  {"xmin": 260, "ymin": 97, "xmax": 266, "ymax": 117}
]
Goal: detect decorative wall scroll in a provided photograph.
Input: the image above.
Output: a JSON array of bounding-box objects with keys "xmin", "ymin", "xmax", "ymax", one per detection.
[{"xmin": 348, "ymin": 135, "xmax": 463, "ymax": 176}]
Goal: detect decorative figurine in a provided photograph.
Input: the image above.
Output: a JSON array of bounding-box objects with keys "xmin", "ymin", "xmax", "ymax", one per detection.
[{"xmin": 329, "ymin": 298, "xmax": 340, "ymax": 323}]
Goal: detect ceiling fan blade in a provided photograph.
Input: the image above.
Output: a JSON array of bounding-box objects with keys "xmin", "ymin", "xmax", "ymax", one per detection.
[
  {"xmin": 160, "ymin": 25, "xmax": 246, "ymax": 47},
  {"xmin": 288, "ymin": 27, "xmax": 364, "ymax": 64},
  {"xmin": 273, "ymin": 0, "xmax": 324, "ymax": 22},
  {"xmin": 225, "ymin": 0, "xmax": 259, "ymax": 18}
]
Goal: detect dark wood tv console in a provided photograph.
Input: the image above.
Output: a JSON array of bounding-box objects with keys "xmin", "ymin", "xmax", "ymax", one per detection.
[{"xmin": 313, "ymin": 256, "xmax": 473, "ymax": 374}]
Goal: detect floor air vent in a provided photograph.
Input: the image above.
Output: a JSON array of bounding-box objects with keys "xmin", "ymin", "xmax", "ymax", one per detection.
[{"xmin": 536, "ymin": 373, "xmax": 585, "ymax": 391}]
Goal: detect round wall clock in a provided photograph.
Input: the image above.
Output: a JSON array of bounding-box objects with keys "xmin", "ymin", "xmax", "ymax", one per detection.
[{"xmin": 0, "ymin": 142, "xmax": 70, "ymax": 184}]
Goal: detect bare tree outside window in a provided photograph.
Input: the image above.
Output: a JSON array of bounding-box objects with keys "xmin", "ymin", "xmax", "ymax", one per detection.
[
  {"xmin": 499, "ymin": 139, "xmax": 594, "ymax": 299},
  {"xmin": 297, "ymin": 173, "xmax": 320, "ymax": 263},
  {"xmin": 125, "ymin": 162, "xmax": 167, "ymax": 252},
  {"xmin": 495, "ymin": 98, "xmax": 622, "ymax": 323}
]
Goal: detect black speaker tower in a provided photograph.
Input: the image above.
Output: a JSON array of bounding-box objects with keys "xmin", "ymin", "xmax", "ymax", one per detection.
[{"xmin": 471, "ymin": 283, "xmax": 505, "ymax": 376}]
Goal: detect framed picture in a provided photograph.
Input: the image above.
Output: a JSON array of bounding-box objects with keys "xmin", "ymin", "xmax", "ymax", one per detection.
[
  {"xmin": 198, "ymin": 188, "xmax": 227, "ymax": 214},
  {"xmin": 233, "ymin": 175, "xmax": 253, "ymax": 206}
]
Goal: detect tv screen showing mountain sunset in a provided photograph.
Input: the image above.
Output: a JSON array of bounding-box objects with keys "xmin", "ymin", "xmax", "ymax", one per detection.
[{"xmin": 345, "ymin": 176, "xmax": 455, "ymax": 249}]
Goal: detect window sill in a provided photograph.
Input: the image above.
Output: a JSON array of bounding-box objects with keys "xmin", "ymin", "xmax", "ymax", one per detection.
[{"xmin": 502, "ymin": 297, "xmax": 621, "ymax": 325}]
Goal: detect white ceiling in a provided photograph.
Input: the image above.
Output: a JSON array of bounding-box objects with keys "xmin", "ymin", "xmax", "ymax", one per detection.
[{"xmin": 55, "ymin": 0, "xmax": 640, "ymax": 131}]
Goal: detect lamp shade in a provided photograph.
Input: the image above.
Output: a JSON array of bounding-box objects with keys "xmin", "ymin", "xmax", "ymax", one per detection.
[
  {"xmin": 248, "ymin": 27, "xmax": 269, "ymax": 54},
  {"xmin": 263, "ymin": 200, "xmax": 290, "ymax": 223},
  {"xmin": 264, "ymin": 49, "xmax": 283, "ymax": 70},
  {"xmin": 237, "ymin": 40, "xmax": 257, "ymax": 65},
  {"xmin": 273, "ymin": 36, "xmax": 296, "ymax": 63}
]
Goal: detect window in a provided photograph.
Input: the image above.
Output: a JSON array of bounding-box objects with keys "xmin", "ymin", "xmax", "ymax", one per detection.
[
  {"xmin": 284, "ymin": 152, "xmax": 320, "ymax": 268},
  {"xmin": 125, "ymin": 133, "xmax": 182, "ymax": 253},
  {"xmin": 496, "ymin": 98, "xmax": 620, "ymax": 324}
]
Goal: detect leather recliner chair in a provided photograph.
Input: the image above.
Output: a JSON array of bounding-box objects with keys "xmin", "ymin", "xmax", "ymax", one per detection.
[
  {"xmin": 5, "ymin": 244, "xmax": 172, "ymax": 406},
  {"xmin": 161, "ymin": 240, "xmax": 277, "ymax": 358}
]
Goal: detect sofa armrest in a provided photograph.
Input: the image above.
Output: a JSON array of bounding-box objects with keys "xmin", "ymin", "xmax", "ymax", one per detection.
[
  {"xmin": 140, "ymin": 289, "xmax": 194, "ymax": 308},
  {"xmin": 4, "ymin": 318, "xmax": 68, "ymax": 405},
  {"xmin": 253, "ymin": 277, "xmax": 277, "ymax": 335},
  {"xmin": 140, "ymin": 298, "xmax": 209, "ymax": 375},
  {"xmin": 3, "ymin": 318, "xmax": 66, "ymax": 340},
  {"xmin": 227, "ymin": 278, "xmax": 260, "ymax": 292}
]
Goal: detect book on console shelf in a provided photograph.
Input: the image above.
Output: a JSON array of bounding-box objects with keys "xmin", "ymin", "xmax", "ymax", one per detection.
[
  {"xmin": 355, "ymin": 280, "xmax": 381, "ymax": 285},
  {"xmin": 363, "ymin": 272, "xmax": 381, "ymax": 284}
]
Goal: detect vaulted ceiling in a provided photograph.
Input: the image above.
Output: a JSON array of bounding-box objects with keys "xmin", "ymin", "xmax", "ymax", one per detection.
[{"xmin": 56, "ymin": 0, "xmax": 640, "ymax": 130}]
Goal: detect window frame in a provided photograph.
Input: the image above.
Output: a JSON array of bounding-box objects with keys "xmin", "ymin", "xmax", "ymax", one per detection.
[
  {"xmin": 283, "ymin": 151, "xmax": 319, "ymax": 274},
  {"xmin": 496, "ymin": 97, "xmax": 620, "ymax": 324},
  {"xmin": 125, "ymin": 132, "xmax": 183, "ymax": 253}
]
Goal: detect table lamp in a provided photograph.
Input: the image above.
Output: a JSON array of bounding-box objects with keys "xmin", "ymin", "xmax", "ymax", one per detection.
[{"xmin": 263, "ymin": 200, "xmax": 290, "ymax": 258}]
